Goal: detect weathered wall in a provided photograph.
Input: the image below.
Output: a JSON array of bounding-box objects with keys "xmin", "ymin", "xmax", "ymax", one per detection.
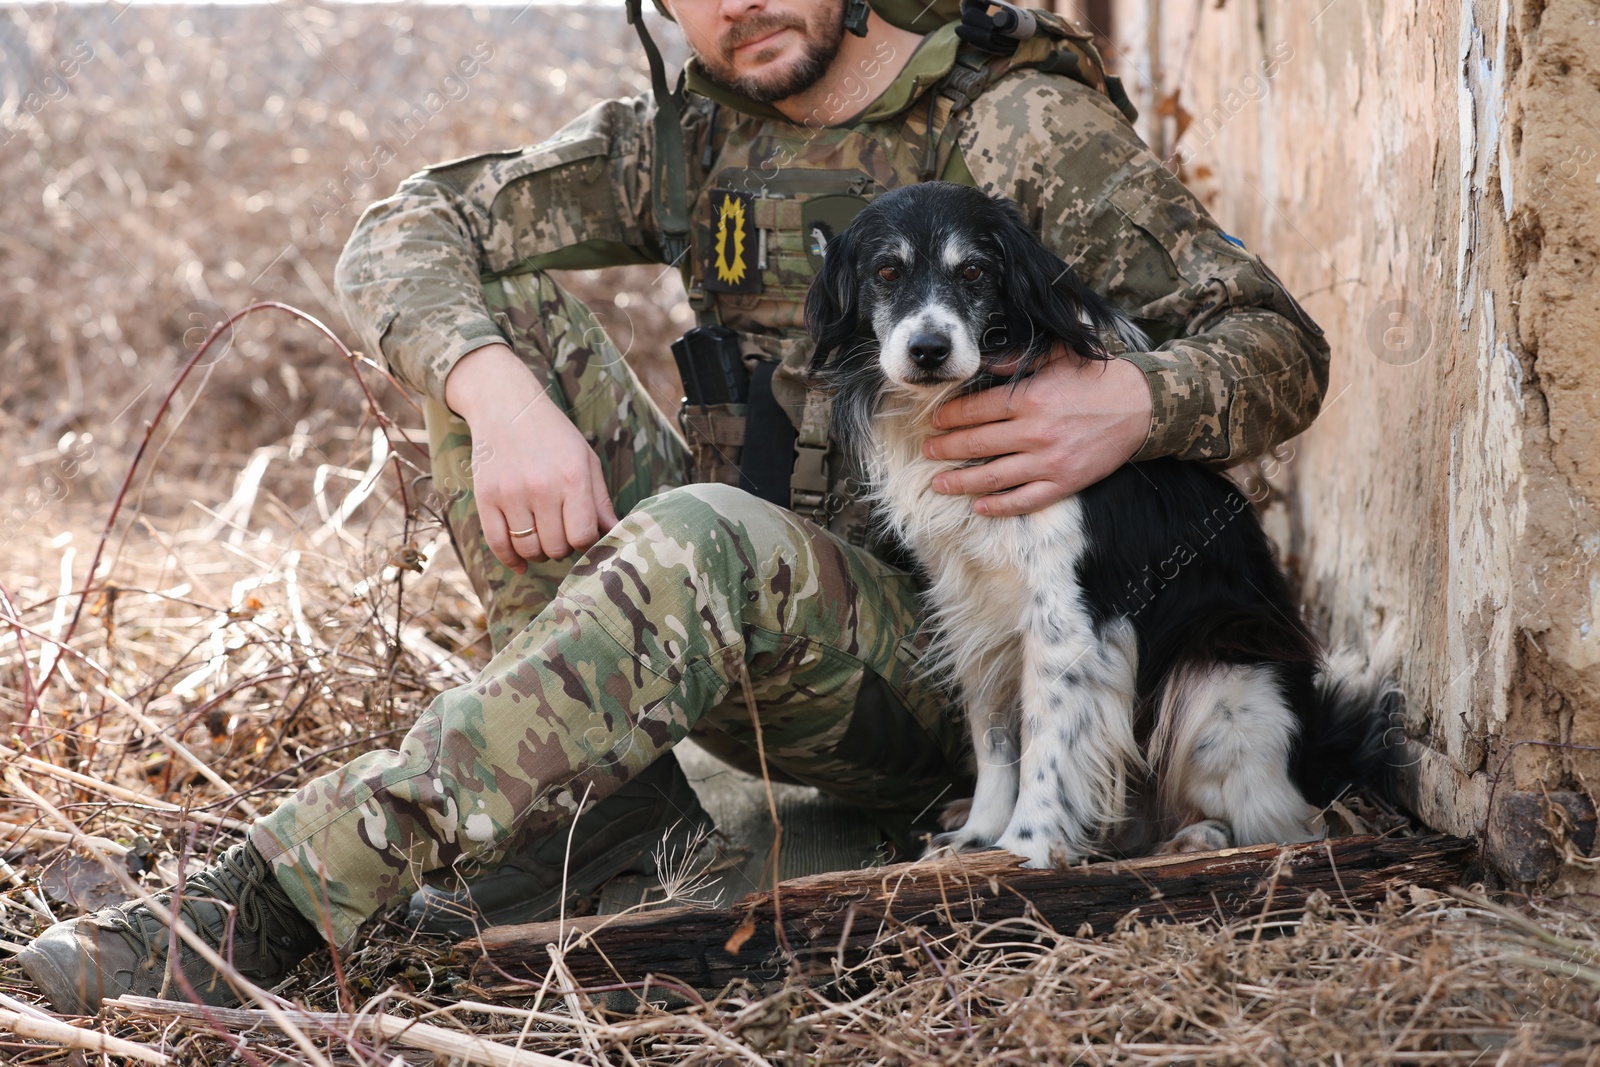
[{"xmin": 1105, "ymin": 0, "xmax": 1599, "ymax": 886}]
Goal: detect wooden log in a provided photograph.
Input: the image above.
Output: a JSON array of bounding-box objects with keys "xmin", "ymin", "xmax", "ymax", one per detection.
[{"xmin": 459, "ymin": 832, "xmax": 1475, "ymax": 992}]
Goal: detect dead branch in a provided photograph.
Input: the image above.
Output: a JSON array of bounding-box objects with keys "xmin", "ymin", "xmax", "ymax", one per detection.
[
  {"xmin": 107, "ymin": 995, "xmax": 574, "ymax": 1067},
  {"xmin": 461, "ymin": 833, "xmax": 1475, "ymax": 990},
  {"xmin": 0, "ymin": 1004, "xmax": 169, "ymax": 1065}
]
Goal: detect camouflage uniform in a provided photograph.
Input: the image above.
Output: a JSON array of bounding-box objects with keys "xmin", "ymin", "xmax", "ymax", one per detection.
[
  {"xmin": 421, "ymin": 272, "xmax": 691, "ymax": 649},
  {"xmin": 254, "ymin": 21, "xmax": 1330, "ymax": 942}
]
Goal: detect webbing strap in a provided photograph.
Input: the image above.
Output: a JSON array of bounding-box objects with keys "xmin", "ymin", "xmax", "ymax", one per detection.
[
  {"xmin": 628, "ymin": 0, "xmax": 691, "ymax": 268},
  {"xmin": 922, "ymin": 54, "xmax": 989, "ymax": 179},
  {"xmin": 790, "ymin": 393, "xmax": 834, "ymax": 511}
]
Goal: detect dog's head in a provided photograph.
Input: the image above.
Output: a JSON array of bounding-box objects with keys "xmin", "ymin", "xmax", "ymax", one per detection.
[{"xmin": 805, "ymin": 182, "xmax": 1145, "ymax": 397}]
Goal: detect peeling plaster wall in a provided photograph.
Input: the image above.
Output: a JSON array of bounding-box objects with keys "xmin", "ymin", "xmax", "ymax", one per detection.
[{"xmin": 1107, "ymin": 0, "xmax": 1599, "ymax": 884}]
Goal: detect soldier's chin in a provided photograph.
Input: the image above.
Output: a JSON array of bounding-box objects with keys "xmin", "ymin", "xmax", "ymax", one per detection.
[{"xmin": 694, "ymin": 43, "xmax": 835, "ymax": 104}]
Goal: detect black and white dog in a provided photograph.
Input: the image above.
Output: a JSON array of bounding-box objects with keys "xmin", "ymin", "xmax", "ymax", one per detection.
[{"xmin": 805, "ymin": 182, "xmax": 1397, "ymax": 867}]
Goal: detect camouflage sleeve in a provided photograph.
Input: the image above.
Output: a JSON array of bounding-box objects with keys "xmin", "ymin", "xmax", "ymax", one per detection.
[
  {"xmin": 954, "ymin": 70, "xmax": 1331, "ymax": 466},
  {"xmin": 334, "ymin": 96, "xmax": 659, "ymax": 405}
]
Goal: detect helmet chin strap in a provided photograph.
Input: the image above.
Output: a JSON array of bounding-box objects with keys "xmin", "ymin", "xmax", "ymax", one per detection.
[
  {"xmin": 844, "ymin": 0, "xmax": 871, "ymax": 36},
  {"xmin": 628, "ymin": 0, "xmax": 692, "ymax": 268}
]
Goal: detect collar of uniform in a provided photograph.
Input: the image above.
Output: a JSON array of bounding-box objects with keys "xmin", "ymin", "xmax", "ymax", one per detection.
[{"xmin": 682, "ymin": 22, "xmax": 962, "ymax": 125}]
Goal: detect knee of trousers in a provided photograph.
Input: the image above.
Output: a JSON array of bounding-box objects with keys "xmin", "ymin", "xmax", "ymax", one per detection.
[
  {"xmin": 618, "ymin": 483, "xmax": 800, "ymax": 617},
  {"xmin": 628, "ymin": 483, "xmax": 795, "ymax": 559}
]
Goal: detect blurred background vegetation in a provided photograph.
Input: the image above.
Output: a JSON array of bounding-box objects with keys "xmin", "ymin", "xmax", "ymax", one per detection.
[
  {"xmin": 0, "ymin": 2, "xmax": 689, "ymax": 495},
  {"xmin": 0, "ymin": 4, "xmax": 694, "ymax": 950}
]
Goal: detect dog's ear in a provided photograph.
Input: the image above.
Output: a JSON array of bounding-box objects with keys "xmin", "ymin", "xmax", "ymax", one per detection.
[
  {"xmin": 804, "ymin": 221, "xmax": 862, "ymax": 376},
  {"xmin": 993, "ymin": 204, "xmax": 1147, "ymax": 365},
  {"xmin": 1051, "ymin": 263, "xmax": 1151, "ymax": 357}
]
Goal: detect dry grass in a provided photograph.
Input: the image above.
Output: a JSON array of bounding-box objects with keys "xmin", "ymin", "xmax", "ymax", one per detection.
[
  {"xmin": 42, "ymin": 889, "xmax": 1600, "ymax": 1065},
  {"xmin": 0, "ymin": 1, "xmax": 690, "ymax": 463},
  {"xmin": 0, "ymin": 3, "xmax": 1597, "ymax": 1065}
]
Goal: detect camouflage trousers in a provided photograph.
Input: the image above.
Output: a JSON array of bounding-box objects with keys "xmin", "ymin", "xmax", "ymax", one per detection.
[{"xmin": 250, "ymin": 272, "xmax": 967, "ymax": 944}]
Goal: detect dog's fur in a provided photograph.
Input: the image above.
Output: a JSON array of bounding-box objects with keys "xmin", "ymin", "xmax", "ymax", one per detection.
[{"xmin": 805, "ymin": 182, "xmax": 1399, "ymax": 867}]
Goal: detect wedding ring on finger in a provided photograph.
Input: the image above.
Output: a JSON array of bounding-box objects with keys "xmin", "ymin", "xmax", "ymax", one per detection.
[{"xmin": 508, "ymin": 526, "xmax": 537, "ymax": 539}]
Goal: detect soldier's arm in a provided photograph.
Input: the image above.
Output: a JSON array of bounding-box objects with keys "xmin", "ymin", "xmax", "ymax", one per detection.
[
  {"xmin": 334, "ymin": 96, "xmax": 658, "ymax": 406},
  {"xmin": 955, "ymin": 71, "xmax": 1330, "ymax": 466}
]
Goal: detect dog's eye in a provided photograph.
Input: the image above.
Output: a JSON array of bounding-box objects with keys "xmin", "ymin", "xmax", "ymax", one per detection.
[
  {"xmin": 961, "ymin": 264, "xmax": 983, "ymax": 282},
  {"xmin": 878, "ymin": 265, "xmax": 901, "ymax": 282}
]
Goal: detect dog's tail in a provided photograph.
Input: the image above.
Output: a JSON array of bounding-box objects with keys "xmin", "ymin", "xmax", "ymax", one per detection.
[{"xmin": 1302, "ymin": 623, "xmax": 1408, "ymax": 808}]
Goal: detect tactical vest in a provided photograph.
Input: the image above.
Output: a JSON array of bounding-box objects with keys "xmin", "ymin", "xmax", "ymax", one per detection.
[{"xmin": 641, "ymin": 6, "xmax": 1136, "ymax": 552}]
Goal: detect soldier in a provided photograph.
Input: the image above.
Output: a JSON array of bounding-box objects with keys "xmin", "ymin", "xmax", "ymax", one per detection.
[{"xmin": 19, "ymin": 0, "xmax": 1328, "ymax": 1012}]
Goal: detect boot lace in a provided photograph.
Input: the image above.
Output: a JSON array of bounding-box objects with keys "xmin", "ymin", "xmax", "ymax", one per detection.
[{"xmin": 99, "ymin": 844, "xmax": 314, "ymax": 974}]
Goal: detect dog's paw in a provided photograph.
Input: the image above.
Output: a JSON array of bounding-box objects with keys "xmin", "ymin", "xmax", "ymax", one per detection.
[
  {"xmin": 924, "ymin": 828, "xmax": 998, "ymax": 858},
  {"xmin": 992, "ymin": 830, "xmax": 1087, "ymax": 869},
  {"xmin": 1152, "ymin": 819, "xmax": 1234, "ymax": 856},
  {"xmin": 936, "ymin": 797, "xmax": 974, "ymax": 832}
]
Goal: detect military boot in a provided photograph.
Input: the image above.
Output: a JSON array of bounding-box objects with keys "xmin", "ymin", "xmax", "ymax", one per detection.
[
  {"xmin": 18, "ymin": 842, "xmax": 321, "ymax": 1014},
  {"xmin": 408, "ymin": 753, "xmax": 715, "ymax": 938}
]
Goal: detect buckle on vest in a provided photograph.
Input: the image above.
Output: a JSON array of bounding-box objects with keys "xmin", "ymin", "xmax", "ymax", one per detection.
[
  {"xmin": 790, "ymin": 442, "xmax": 830, "ymax": 510},
  {"xmin": 941, "ymin": 63, "xmax": 990, "ymax": 103}
]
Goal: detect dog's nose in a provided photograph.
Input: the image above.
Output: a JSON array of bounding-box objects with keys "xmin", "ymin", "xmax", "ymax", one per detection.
[{"xmin": 908, "ymin": 333, "xmax": 951, "ymax": 368}]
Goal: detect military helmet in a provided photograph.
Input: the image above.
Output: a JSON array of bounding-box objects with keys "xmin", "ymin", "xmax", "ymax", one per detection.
[{"xmin": 648, "ymin": 0, "xmax": 962, "ymax": 34}]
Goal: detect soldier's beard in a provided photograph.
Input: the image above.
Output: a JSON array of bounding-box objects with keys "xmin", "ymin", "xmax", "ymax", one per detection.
[{"xmin": 694, "ymin": 0, "xmax": 847, "ymax": 104}]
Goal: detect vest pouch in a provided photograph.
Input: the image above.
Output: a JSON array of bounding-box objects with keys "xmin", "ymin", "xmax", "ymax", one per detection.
[
  {"xmin": 679, "ymin": 401, "xmax": 748, "ymax": 488},
  {"xmin": 740, "ymin": 359, "xmax": 800, "ymax": 508},
  {"xmin": 675, "ymin": 358, "xmax": 803, "ymax": 507}
]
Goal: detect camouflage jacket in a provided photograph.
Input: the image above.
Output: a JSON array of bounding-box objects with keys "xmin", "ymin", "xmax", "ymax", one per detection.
[{"xmin": 335, "ymin": 21, "xmax": 1329, "ymax": 470}]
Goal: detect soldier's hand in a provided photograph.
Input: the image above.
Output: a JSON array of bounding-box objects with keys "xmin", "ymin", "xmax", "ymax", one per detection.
[
  {"xmin": 922, "ymin": 348, "xmax": 1153, "ymax": 516},
  {"xmin": 445, "ymin": 344, "xmax": 620, "ymax": 569}
]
